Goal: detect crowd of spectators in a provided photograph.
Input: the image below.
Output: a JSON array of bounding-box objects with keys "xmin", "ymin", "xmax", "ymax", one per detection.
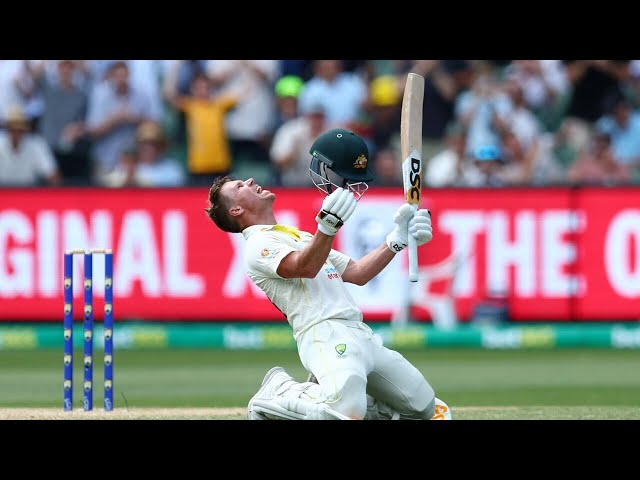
[{"xmin": 1, "ymin": 59, "xmax": 639, "ymax": 188}]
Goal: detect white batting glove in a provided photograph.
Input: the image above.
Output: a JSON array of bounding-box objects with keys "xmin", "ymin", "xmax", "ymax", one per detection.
[
  {"xmin": 386, "ymin": 204, "xmax": 433, "ymax": 253},
  {"xmin": 316, "ymin": 188, "xmax": 357, "ymax": 236},
  {"xmin": 410, "ymin": 208, "xmax": 433, "ymax": 246}
]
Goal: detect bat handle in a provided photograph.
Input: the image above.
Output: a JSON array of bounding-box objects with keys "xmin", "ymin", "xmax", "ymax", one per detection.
[{"xmin": 408, "ymin": 206, "xmax": 419, "ymax": 282}]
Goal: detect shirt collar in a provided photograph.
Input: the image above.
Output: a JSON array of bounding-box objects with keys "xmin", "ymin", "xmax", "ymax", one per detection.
[{"xmin": 242, "ymin": 224, "xmax": 301, "ymax": 241}]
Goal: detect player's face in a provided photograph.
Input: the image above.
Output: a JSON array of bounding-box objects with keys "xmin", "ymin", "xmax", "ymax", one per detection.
[{"xmin": 221, "ymin": 178, "xmax": 275, "ymax": 212}]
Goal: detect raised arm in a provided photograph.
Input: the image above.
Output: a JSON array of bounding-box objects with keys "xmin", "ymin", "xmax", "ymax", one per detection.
[
  {"xmin": 410, "ymin": 60, "xmax": 457, "ymax": 101},
  {"xmin": 277, "ymin": 188, "xmax": 357, "ymax": 279},
  {"xmin": 341, "ymin": 244, "xmax": 397, "ymax": 286},
  {"xmin": 162, "ymin": 60, "xmax": 186, "ymax": 110},
  {"xmin": 342, "ymin": 204, "xmax": 433, "ymax": 285},
  {"xmin": 276, "ymin": 231, "xmax": 336, "ymax": 279},
  {"xmin": 17, "ymin": 60, "xmax": 47, "ymax": 98}
]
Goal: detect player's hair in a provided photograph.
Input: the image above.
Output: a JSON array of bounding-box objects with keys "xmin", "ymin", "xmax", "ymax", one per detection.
[{"xmin": 205, "ymin": 176, "xmax": 242, "ymax": 233}]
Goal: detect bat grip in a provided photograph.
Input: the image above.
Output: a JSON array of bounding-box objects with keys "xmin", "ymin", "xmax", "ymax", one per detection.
[{"xmin": 407, "ymin": 206, "xmax": 419, "ymax": 282}]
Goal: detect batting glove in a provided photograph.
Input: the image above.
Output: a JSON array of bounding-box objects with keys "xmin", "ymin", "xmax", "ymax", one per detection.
[
  {"xmin": 410, "ymin": 208, "xmax": 433, "ymax": 246},
  {"xmin": 386, "ymin": 204, "xmax": 433, "ymax": 253},
  {"xmin": 316, "ymin": 188, "xmax": 357, "ymax": 236}
]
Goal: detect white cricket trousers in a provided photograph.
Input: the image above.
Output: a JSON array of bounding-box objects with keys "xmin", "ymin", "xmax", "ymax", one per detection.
[{"xmin": 296, "ymin": 319, "xmax": 435, "ymax": 420}]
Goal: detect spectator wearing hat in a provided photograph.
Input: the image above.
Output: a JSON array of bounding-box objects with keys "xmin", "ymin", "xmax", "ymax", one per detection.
[
  {"xmin": 102, "ymin": 122, "xmax": 184, "ymax": 188},
  {"xmin": 364, "ymin": 75, "xmax": 402, "ymax": 157},
  {"xmin": 273, "ymin": 75, "xmax": 305, "ymax": 131},
  {"xmin": 0, "ymin": 105, "xmax": 61, "ymax": 186},
  {"xmin": 163, "ymin": 61, "xmax": 242, "ymax": 186},
  {"xmin": 101, "ymin": 144, "xmax": 138, "ymax": 188},
  {"xmin": 456, "ymin": 144, "xmax": 506, "ymax": 187},
  {"xmin": 133, "ymin": 121, "xmax": 185, "ymax": 187},
  {"xmin": 269, "ymin": 102, "xmax": 328, "ymax": 187}
]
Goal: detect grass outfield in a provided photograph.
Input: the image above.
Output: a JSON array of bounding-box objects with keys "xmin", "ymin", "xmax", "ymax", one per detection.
[{"xmin": 1, "ymin": 348, "xmax": 639, "ymax": 419}]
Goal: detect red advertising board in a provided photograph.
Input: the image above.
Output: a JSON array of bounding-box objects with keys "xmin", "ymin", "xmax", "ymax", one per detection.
[{"xmin": 0, "ymin": 187, "xmax": 638, "ymax": 322}]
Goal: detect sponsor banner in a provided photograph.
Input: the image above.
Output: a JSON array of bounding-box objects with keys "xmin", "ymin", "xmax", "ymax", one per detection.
[
  {"xmin": 1, "ymin": 187, "xmax": 639, "ymax": 321},
  {"xmin": 2, "ymin": 323, "xmax": 640, "ymax": 350}
]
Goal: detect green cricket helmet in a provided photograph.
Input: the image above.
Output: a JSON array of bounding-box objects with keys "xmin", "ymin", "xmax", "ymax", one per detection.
[{"xmin": 309, "ymin": 128, "xmax": 373, "ymax": 200}]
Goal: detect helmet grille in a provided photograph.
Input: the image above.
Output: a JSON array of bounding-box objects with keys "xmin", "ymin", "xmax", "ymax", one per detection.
[{"xmin": 309, "ymin": 158, "xmax": 369, "ymax": 201}]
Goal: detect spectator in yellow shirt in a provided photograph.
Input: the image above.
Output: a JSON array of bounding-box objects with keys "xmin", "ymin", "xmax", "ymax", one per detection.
[{"xmin": 163, "ymin": 62, "xmax": 240, "ymax": 185}]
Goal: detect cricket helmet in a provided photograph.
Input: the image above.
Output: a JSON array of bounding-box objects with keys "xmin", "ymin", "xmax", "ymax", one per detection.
[{"xmin": 309, "ymin": 128, "xmax": 372, "ymax": 200}]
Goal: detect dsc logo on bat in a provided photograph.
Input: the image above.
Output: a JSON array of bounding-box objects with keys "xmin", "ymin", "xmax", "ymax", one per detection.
[{"xmin": 406, "ymin": 155, "xmax": 421, "ymax": 202}]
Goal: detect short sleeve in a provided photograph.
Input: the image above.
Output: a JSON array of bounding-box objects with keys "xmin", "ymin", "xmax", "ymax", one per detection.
[
  {"xmin": 217, "ymin": 94, "xmax": 239, "ymax": 112},
  {"xmin": 245, "ymin": 233, "xmax": 297, "ymax": 279},
  {"xmin": 329, "ymin": 248, "xmax": 351, "ymax": 275}
]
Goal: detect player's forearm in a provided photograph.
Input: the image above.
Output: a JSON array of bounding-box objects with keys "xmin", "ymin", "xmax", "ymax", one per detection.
[
  {"xmin": 277, "ymin": 231, "xmax": 335, "ymax": 279},
  {"xmin": 342, "ymin": 243, "xmax": 396, "ymax": 286},
  {"xmin": 162, "ymin": 62, "xmax": 183, "ymax": 108},
  {"xmin": 281, "ymin": 187, "xmax": 358, "ymax": 279},
  {"xmin": 297, "ymin": 232, "xmax": 335, "ymax": 277}
]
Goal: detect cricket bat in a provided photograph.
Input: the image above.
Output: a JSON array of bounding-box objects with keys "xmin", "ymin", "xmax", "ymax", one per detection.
[{"xmin": 401, "ymin": 72, "xmax": 425, "ymax": 283}]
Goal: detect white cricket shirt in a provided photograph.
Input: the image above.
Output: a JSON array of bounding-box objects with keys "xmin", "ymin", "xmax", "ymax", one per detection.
[{"xmin": 243, "ymin": 224, "xmax": 363, "ymax": 340}]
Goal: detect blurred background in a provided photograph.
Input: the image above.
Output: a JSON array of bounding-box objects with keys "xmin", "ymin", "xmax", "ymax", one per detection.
[{"xmin": 0, "ymin": 60, "xmax": 639, "ymax": 417}]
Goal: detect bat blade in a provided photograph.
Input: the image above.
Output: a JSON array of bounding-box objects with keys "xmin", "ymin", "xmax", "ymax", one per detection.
[{"xmin": 400, "ymin": 72, "xmax": 425, "ymax": 283}]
